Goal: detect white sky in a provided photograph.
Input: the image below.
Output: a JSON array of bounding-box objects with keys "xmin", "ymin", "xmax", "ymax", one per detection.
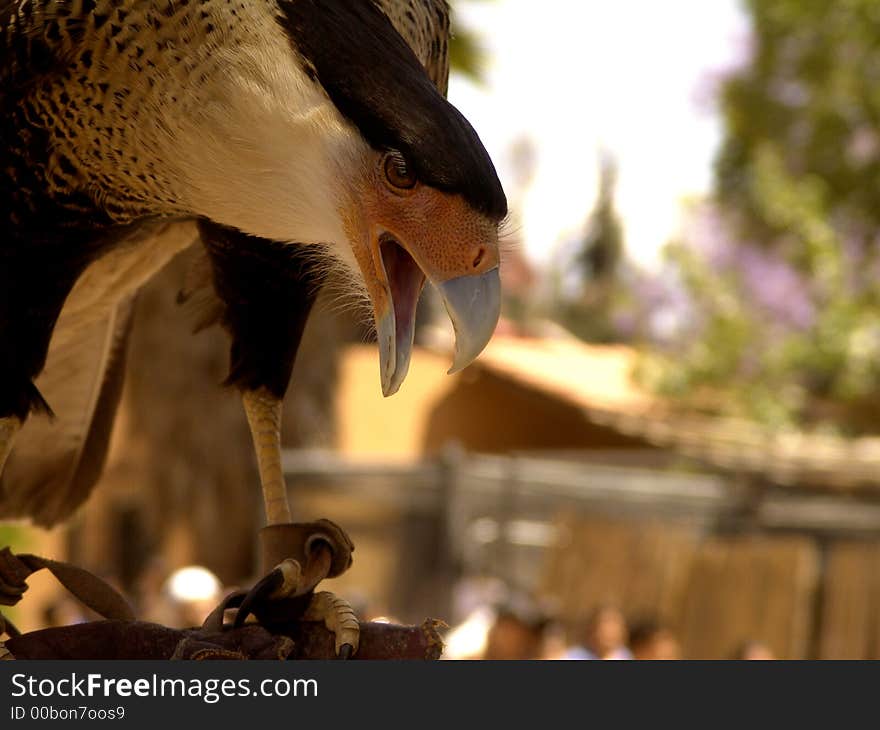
[{"xmin": 448, "ymin": 0, "xmax": 749, "ymax": 269}]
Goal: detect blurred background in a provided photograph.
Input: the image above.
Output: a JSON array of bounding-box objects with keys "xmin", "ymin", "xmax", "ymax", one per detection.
[{"xmin": 6, "ymin": 0, "xmax": 880, "ymax": 659}]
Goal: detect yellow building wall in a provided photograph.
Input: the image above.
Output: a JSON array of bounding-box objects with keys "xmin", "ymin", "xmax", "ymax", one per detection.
[{"xmin": 335, "ymin": 345, "xmax": 458, "ymax": 460}]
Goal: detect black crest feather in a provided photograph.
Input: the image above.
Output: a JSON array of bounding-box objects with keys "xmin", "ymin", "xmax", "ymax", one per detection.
[{"xmin": 277, "ymin": 0, "xmax": 507, "ymax": 220}]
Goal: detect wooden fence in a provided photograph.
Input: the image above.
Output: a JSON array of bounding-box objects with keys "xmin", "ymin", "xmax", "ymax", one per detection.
[
  {"xmin": 283, "ymin": 448, "xmax": 880, "ymax": 658},
  {"xmin": 543, "ymin": 517, "xmax": 821, "ymax": 658}
]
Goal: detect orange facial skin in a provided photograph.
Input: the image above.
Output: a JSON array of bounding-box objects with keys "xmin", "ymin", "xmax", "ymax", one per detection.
[
  {"xmin": 344, "ymin": 155, "xmax": 501, "ymax": 319},
  {"xmin": 339, "ymin": 150, "xmax": 503, "ymax": 396}
]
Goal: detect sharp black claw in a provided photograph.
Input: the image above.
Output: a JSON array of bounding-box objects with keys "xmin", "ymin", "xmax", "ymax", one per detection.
[
  {"xmin": 338, "ymin": 643, "xmax": 354, "ymax": 660},
  {"xmin": 234, "ymin": 567, "xmax": 285, "ymax": 628}
]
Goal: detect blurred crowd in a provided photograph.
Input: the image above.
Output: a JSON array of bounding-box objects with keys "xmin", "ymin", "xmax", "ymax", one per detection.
[{"xmin": 442, "ymin": 579, "xmax": 776, "ymax": 661}]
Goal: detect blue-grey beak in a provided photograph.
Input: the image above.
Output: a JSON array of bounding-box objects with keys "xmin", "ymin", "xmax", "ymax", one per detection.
[
  {"xmin": 439, "ymin": 267, "xmax": 502, "ymax": 374},
  {"xmin": 376, "ymin": 266, "xmax": 501, "ymax": 396}
]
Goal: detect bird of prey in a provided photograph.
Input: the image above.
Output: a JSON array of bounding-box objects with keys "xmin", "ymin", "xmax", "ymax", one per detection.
[{"xmin": 0, "ymin": 0, "xmax": 506, "ymax": 652}]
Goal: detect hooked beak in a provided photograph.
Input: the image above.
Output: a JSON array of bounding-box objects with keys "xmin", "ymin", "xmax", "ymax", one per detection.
[
  {"xmin": 440, "ymin": 267, "xmax": 502, "ymax": 375},
  {"xmin": 375, "ymin": 237, "xmax": 501, "ymax": 397}
]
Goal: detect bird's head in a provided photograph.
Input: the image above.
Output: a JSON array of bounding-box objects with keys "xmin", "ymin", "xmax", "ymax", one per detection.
[
  {"xmin": 277, "ymin": 0, "xmax": 508, "ymax": 396},
  {"xmin": 336, "ymin": 144, "xmax": 505, "ymax": 397},
  {"xmin": 312, "ymin": 143, "xmax": 502, "ymax": 395},
  {"xmin": 163, "ymin": 1, "xmax": 506, "ymax": 395}
]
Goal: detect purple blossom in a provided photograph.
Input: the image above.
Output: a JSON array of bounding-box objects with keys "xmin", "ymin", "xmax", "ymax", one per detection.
[
  {"xmin": 682, "ymin": 206, "xmax": 741, "ymax": 270},
  {"xmin": 736, "ymin": 247, "xmax": 816, "ymax": 331},
  {"xmin": 682, "ymin": 205, "xmax": 816, "ymax": 331},
  {"xmin": 611, "ymin": 310, "xmax": 638, "ymax": 339},
  {"xmin": 619, "ymin": 266, "xmax": 703, "ymax": 345}
]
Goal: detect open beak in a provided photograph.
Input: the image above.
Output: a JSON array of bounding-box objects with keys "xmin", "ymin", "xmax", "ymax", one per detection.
[{"xmin": 375, "ymin": 235, "xmax": 501, "ymax": 397}]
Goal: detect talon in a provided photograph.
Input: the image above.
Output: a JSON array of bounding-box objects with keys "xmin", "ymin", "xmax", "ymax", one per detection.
[
  {"xmin": 304, "ymin": 591, "xmax": 360, "ymax": 657},
  {"xmin": 269, "ymin": 558, "xmax": 304, "ymax": 599},
  {"xmin": 233, "ymin": 566, "xmax": 285, "ymax": 628}
]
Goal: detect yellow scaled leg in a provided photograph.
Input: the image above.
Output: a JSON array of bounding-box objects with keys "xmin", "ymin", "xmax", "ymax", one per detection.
[
  {"xmin": 242, "ymin": 388, "xmax": 290, "ymax": 525},
  {"xmin": 240, "ymin": 392, "xmax": 360, "ymax": 657}
]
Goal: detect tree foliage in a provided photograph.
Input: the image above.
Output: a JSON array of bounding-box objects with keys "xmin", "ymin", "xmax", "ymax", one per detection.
[
  {"xmin": 716, "ymin": 0, "xmax": 880, "ymax": 246},
  {"xmin": 646, "ymin": 0, "xmax": 880, "ymax": 432},
  {"xmin": 552, "ymin": 153, "xmax": 628, "ymax": 342}
]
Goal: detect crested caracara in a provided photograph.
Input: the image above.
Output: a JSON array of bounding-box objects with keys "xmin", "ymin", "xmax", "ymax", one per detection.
[{"xmin": 0, "ymin": 0, "xmax": 506, "ymax": 653}]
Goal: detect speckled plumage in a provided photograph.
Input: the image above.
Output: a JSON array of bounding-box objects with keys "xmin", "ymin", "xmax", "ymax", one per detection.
[
  {"xmin": 0, "ymin": 0, "xmax": 505, "ymax": 526},
  {"xmin": 0, "ymin": 0, "xmax": 451, "ymax": 230}
]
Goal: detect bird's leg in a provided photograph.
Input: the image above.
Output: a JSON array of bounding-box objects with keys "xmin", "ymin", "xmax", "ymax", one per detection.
[
  {"xmin": 0, "ymin": 417, "xmax": 21, "ymax": 476},
  {"xmin": 198, "ymin": 223, "xmax": 357, "ymax": 655},
  {"xmin": 242, "ymin": 387, "xmax": 290, "ymax": 525},
  {"xmin": 240, "ymin": 387, "xmax": 360, "ymax": 655}
]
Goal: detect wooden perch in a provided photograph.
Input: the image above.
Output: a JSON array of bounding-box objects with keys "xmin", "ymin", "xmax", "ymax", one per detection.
[
  {"xmin": 4, "ymin": 618, "xmax": 445, "ymax": 660},
  {"xmin": 1, "ymin": 546, "xmax": 445, "ymax": 660}
]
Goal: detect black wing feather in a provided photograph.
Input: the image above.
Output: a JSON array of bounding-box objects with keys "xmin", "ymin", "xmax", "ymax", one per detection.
[{"xmin": 0, "ymin": 298, "xmax": 135, "ymax": 526}]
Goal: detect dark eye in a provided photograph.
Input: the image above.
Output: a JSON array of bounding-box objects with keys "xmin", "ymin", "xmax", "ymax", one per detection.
[{"xmin": 383, "ymin": 152, "xmax": 417, "ymax": 190}]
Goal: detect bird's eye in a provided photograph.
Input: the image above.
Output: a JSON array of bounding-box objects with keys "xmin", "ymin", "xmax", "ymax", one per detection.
[{"xmin": 383, "ymin": 152, "xmax": 417, "ymax": 191}]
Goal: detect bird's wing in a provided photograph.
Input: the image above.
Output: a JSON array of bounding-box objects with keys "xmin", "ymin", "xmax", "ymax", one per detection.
[
  {"xmin": 177, "ymin": 246, "xmax": 226, "ymax": 334},
  {"xmin": 0, "ymin": 299, "xmax": 134, "ymax": 526},
  {"xmin": 375, "ymin": 0, "xmax": 451, "ymax": 94},
  {"xmin": 0, "ymin": 220, "xmax": 198, "ymax": 526}
]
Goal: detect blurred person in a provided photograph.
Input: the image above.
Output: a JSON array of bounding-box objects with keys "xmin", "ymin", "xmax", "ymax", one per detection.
[
  {"xmin": 565, "ymin": 604, "xmax": 632, "ymax": 660},
  {"xmin": 541, "ymin": 620, "xmax": 574, "ymax": 660},
  {"xmin": 445, "ymin": 585, "xmax": 552, "ymax": 660},
  {"xmin": 482, "ymin": 599, "xmax": 550, "ymax": 661},
  {"xmin": 629, "ymin": 619, "xmax": 682, "ymax": 660},
  {"xmin": 731, "ymin": 640, "xmax": 776, "ymax": 660},
  {"xmin": 443, "ymin": 577, "xmax": 518, "ymax": 660}
]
